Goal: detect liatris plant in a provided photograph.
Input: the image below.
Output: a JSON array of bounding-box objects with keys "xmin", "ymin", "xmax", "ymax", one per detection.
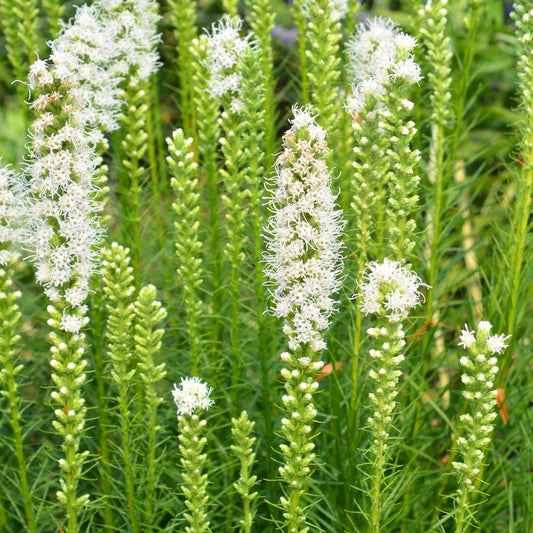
[
  {"xmin": 497, "ymin": 1, "xmax": 533, "ymax": 364},
  {"xmin": 204, "ymin": 16, "xmax": 255, "ymax": 409},
  {"xmin": 173, "ymin": 377, "xmax": 214, "ymax": 533},
  {"xmin": 264, "ymin": 105, "xmax": 344, "ymax": 531},
  {"xmin": 20, "ymin": 44, "xmax": 105, "ymax": 532},
  {"xmin": 357, "ymin": 258, "xmax": 427, "ymax": 532},
  {"xmin": 190, "ymin": 35, "xmax": 223, "ymax": 352},
  {"xmin": 453, "ymin": 321, "xmax": 510, "ymax": 532}
]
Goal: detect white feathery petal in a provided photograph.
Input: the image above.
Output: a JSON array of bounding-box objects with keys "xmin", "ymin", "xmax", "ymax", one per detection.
[
  {"xmin": 458, "ymin": 324, "xmax": 476, "ymax": 350},
  {"xmin": 487, "ymin": 333, "xmax": 511, "ymax": 355}
]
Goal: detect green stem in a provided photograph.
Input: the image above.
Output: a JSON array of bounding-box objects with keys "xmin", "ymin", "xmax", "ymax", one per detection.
[
  {"xmin": 370, "ymin": 438, "xmax": 385, "ymax": 533},
  {"xmin": 0, "ymin": 273, "xmax": 35, "ymax": 532},
  {"xmin": 455, "ymin": 488, "xmax": 468, "ymax": 533},
  {"xmin": 230, "ymin": 248, "xmax": 241, "ymax": 418},
  {"xmin": 145, "ymin": 395, "xmax": 157, "ymax": 523},
  {"xmin": 91, "ymin": 283, "xmax": 114, "ymax": 531},
  {"xmin": 2, "ymin": 333, "xmax": 36, "ymax": 532},
  {"xmin": 502, "ymin": 150, "xmax": 532, "ymax": 373},
  {"xmin": 293, "ymin": 0, "xmax": 309, "ymax": 104},
  {"xmin": 118, "ymin": 360, "xmax": 139, "ymax": 533}
]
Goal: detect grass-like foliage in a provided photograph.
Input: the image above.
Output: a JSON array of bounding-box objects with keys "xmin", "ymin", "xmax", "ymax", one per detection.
[{"xmin": 0, "ymin": 0, "xmax": 531, "ymax": 531}]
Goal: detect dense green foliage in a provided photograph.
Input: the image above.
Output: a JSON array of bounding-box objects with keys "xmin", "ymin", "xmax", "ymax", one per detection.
[{"xmin": 0, "ymin": 1, "xmax": 531, "ymax": 532}]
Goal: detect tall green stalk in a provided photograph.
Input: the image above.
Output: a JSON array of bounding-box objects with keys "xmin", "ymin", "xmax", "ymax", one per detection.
[
  {"xmin": 90, "ymin": 276, "xmax": 114, "ymax": 531},
  {"xmin": 498, "ymin": 1, "xmax": 533, "ymax": 374},
  {"xmin": 168, "ymin": 129, "xmax": 205, "ymax": 376},
  {"xmin": 307, "ymin": 0, "xmax": 342, "ymax": 164},
  {"xmin": 118, "ymin": 87, "xmax": 149, "ymax": 290},
  {"xmin": 247, "ymin": 0, "xmax": 276, "ymax": 170},
  {"xmin": 380, "ymin": 90, "xmax": 421, "ymax": 265},
  {"xmin": 356, "ymin": 260, "xmax": 426, "ymax": 532},
  {"xmin": 168, "ymin": 0, "xmax": 197, "ymax": 138},
  {"xmin": 219, "ymin": 108, "xmax": 248, "ymax": 417},
  {"xmin": 239, "ymin": 47, "xmax": 275, "ymax": 486},
  {"xmin": 417, "ymin": 0, "xmax": 454, "ymax": 329},
  {"xmin": 0, "ymin": 263, "xmax": 36, "ymax": 533},
  {"xmin": 192, "ymin": 37, "xmax": 222, "ymax": 358},
  {"xmin": 101, "ymin": 243, "xmax": 139, "ymax": 532},
  {"xmin": 133, "ymin": 285, "xmax": 167, "ymax": 526}
]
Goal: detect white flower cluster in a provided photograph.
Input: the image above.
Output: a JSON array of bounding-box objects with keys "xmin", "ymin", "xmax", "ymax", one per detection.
[
  {"xmin": 172, "ymin": 377, "xmax": 214, "ymax": 417},
  {"xmin": 95, "ymin": 0, "xmax": 161, "ymax": 86},
  {"xmin": 0, "ymin": 163, "xmax": 23, "ymax": 265},
  {"xmin": 19, "ymin": 0, "xmax": 161, "ymax": 333},
  {"xmin": 458, "ymin": 321, "xmax": 510, "ymax": 356},
  {"xmin": 203, "ymin": 16, "xmax": 252, "ymax": 114},
  {"xmin": 51, "ymin": 5, "xmax": 123, "ymax": 135},
  {"xmin": 358, "ymin": 258, "xmax": 427, "ymax": 322},
  {"xmin": 345, "ymin": 17, "xmax": 421, "ymax": 119},
  {"xmin": 264, "ymin": 105, "xmax": 344, "ymax": 352},
  {"xmin": 24, "ymin": 49, "xmax": 103, "ymax": 330},
  {"xmin": 49, "ymin": 0, "xmax": 161, "ymax": 133},
  {"xmin": 330, "ymin": 0, "xmax": 349, "ymax": 21}
]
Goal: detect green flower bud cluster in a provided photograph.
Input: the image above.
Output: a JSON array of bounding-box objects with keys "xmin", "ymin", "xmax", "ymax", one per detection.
[
  {"xmin": 101, "ymin": 243, "xmax": 140, "ymax": 531},
  {"xmin": 168, "ymin": 129, "xmax": 204, "ymax": 375},
  {"xmin": 230, "ymin": 411, "xmax": 258, "ymax": 533},
  {"xmin": 417, "ymin": 0, "xmax": 453, "ymax": 130},
  {"xmin": 278, "ymin": 349, "xmax": 324, "ymax": 533}
]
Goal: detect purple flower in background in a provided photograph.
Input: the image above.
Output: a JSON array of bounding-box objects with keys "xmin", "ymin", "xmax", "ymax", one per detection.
[{"xmin": 272, "ymin": 25, "xmax": 298, "ymax": 46}]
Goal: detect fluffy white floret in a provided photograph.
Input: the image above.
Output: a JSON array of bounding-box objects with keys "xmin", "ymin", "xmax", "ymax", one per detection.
[
  {"xmin": 358, "ymin": 258, "xmax": 426, "ymax": 322},
  {"xmin": 487, "ymin": 333, "xmax": 511, "ymax": 355},
  {"xmin": 458, "ymin": 324, "xmax": 476, "ymax": 350},
  {"xmin": 172, "ymin": 377, "xmax": 214, "ymax": 416}
]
